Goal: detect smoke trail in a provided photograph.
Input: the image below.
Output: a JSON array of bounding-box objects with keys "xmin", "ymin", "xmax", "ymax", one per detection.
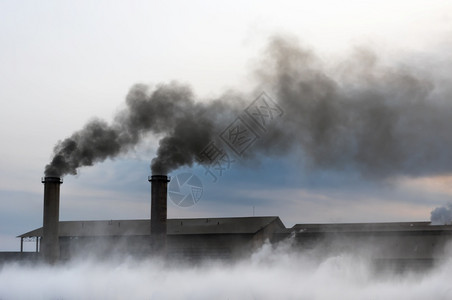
[
  {"xmin": 45, "ymin": 36, "xmax": 452, "ymax": 179},
  {"xmin": 253, "ymin": 36, "xmax": 452, "ymax": 178},
  {"xmin": 44, "ymin": 84, "xmax": 243, "ymax": 176}
]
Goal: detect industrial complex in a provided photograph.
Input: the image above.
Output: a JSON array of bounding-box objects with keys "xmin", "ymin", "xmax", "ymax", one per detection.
[{"xmin": 2, "ymin": 175, "xmax": 452, "ymax": 270}]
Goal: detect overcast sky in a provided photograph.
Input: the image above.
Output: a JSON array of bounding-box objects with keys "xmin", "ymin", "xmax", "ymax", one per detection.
[{"xmin": 1, "ymin": 0, "xmax": 452, "ymax": 251}]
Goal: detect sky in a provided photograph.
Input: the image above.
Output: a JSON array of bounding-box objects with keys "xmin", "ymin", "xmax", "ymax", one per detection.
[{"xmin": 1, "ymin": 0, "xmax": 452, "ymax": 251}]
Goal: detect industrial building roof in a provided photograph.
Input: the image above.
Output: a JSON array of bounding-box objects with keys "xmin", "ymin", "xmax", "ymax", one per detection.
[
  {"xmin": 18, "ymin": 216, "xmax": 284, "ymax": 238},
  {"xmin": 20, "ymin": 217, "xmax": 452, "ymax": 239},
  {"xmin": 291, "ymin": 222, "xmax": 452, "ymax": 233}
]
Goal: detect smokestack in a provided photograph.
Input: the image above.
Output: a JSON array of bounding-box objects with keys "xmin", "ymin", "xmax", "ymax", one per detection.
[
  {"xmin": 148, "ymin": 175, "xmax": 170, "ymax": 255},
  {"xmin": 41, "ymin": 176, "xmax": 62, "ymax": 264}
]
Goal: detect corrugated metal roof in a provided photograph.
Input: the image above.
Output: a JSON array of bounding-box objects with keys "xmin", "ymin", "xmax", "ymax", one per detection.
[
  {"xmin": 18, "ymin": 216, "xmax": 282, "ymax": 238},
  {"xmin": 291, "ymin": 222, "xmax": 452, "ymax": 233}
]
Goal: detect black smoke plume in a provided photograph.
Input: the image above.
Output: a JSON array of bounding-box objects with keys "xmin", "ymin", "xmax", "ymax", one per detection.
[
  {"xmin": 45, "ymin": 83, "xmax": 243, "ymax": 177},
  {"xmin": 45, "ymin": 36, "xmax": 452, "ymax": 179}
]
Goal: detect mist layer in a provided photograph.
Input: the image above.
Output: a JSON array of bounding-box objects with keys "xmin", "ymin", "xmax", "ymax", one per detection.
[{"xmin": 1, "ymin": 240, "xmax": 452, "ymax": 299}]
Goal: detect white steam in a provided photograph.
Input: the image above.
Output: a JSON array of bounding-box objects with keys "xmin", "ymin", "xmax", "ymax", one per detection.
[
  {"xmin": 431, "ymin": 203, "xmax": 452, "ymax": 225},
  {"xmin": 1, "ymin": 240, "xmax": 452, "ymax": 299}
]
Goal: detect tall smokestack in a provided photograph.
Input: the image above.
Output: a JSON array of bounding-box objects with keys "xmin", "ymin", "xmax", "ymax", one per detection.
[
  {"xmin": 41, "ymin": 176, "xmax": 62, "ymax": 264},
  {"xmin": 148, "ymin": 175, "xmax": 170, "ymax": 255}
]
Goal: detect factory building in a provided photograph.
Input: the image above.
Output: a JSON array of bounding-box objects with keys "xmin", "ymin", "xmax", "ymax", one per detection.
[
  {"xmin": 6, "ymin": 175, "xmax": 452, "ymax": 269},
  {"xmin": 18, "ymin": 217, "xmax": 285, "ymax": 261},
  {"xmin": 18, "ymin": 218, "xmax": 452, "ymax": 268}
]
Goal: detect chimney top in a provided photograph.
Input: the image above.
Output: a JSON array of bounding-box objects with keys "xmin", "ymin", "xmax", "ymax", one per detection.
[
  {"xmin": 41, "ymin": 177, "xmax": 63, "ymax": 184},
  {"xmin": 148, "ymin": 175, "xmax": 170, "ymax": 182}
]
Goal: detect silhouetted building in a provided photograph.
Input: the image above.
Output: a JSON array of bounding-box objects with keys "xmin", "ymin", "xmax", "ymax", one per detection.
[
  {"xmin": 17, "ymin": 217, "xmax": 452, "ymax": 269},
  {"xmin": 18, "ymin": 217, "xmax": 285, "ymax": 261}
]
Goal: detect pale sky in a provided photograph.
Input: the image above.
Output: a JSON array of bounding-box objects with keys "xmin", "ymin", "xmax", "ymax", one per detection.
[{"xmin": 1, "ymin": 0, "xmax": 452, "ymax": 250}]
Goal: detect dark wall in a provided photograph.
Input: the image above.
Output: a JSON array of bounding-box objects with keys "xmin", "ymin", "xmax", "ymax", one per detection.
[
  {"xmin": 58, "ymin": 234, "xmax": 255, "ymax": 261},
  {"xmin": 275, "ymin": 230, "xmax": 452, "ymax": 260},
  {"xmin": 0, "ymin": 252, "xmax": 40, "ymax": 265}
]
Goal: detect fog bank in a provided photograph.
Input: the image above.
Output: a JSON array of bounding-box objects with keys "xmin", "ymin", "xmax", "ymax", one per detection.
[{"xmin": 1, "ymin": 241, "xmax": 452, "ymax": 299}]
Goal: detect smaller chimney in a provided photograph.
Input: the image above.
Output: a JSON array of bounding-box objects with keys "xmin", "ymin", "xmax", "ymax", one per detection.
[
  {"xmin": 41, "ymin": 176, "xmax": 62, "ymax": 264},
  {"xmin": 148, "ymin": 175, "xmax": 170, "ymax": 256}
]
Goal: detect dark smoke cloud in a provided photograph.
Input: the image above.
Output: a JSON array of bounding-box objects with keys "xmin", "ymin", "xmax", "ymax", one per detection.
[
  {"xmin": 253, "ymin": 36, "xmax": 452, "ymax": 179},
  {"xmin": 45, "ymin": 83, "xmax": 243, "ymax": 177},
  {"xmin": 45, "ymin": 36, "xmax": 452, "ymax": 179}
]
